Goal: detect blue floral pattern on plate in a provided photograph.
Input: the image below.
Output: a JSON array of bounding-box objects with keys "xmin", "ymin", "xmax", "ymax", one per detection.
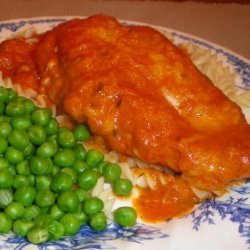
[{"xmin": 0, "ymin": 17, "xmax": 249, "ymax": 250}]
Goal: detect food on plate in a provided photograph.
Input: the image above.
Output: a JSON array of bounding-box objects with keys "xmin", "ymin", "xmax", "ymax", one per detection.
[{"xmin": 0, "ymin": 14, "xmax": 250, "ymax": 224}]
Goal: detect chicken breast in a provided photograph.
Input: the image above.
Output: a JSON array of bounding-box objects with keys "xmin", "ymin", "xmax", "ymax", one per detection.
[{"xmin": 0, "ymin": 14, "xmax": 249, "ymax": 196}]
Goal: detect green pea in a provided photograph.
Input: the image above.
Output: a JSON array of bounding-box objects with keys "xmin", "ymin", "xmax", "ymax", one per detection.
[
  {"xmin": 61, "ymin": 167, "xmax": 77, "ymax": 184},
  {"xmin": 112, "ymin": 178, "xmax": 133, "ymax": 196},
  {"xmin": 0, "ymin": 168, "xmax": 14, "ymax": 188},
  {"xmin": 11, "ymin": 115, "xmax": 32, "ymax": 130},
  {"xmin": 113, "ymin": 207, "xmax": 137, "ymax": 227},
  {"xmin": 8, "ymin": 128, "xmax": 30, "ymax": 150},
  {"xmin": 45, "ymin": 219, "xmax": 64, "ymax": 240},
  {"xmin": 36, "ymin": 141, "xmax": 57, "ymax": 158},
  {"xmin": 72, "ymin": 159, "xmax": 89, "ymax": 174},
  {"xmin": 74, "ymin": 189, "xmax": 90, "ymax": 203},
  {"xmin": 74, "ymin": 207, "xmax": 88, "ymax": 226},
  {"xmin": 33, "ymin": 214, "xmax": 53, "ymax": 227},
  {"xmin": 58, "ymin": 130, "xmax": 76, "ymax": 148},
  {"xmin": 49, "ymin": 204, "xmax": 64, "ymax": 220},
  {"xmin": 83, "ymin": 197, "xmax": 104, "ymax": 215},
  {"xmin": 22, "ymin": 204, "xmax": 41, "ymax": 220},
  {"xmin": 0, "ymin": 101, "xmax": 5, "ymax": 115},
  {"xmin": 16, "ymin": 160, "xmax": 30, "ymax": 175},
  {"xmin": 0, "ymin": 189, "xmax": 13, "ymax": 209},
  {"xmin": 0, "ymin": 212, "xmax": 12, "ymax": 233},
  {"xmin": 89, "ymin": 212, "xmax": 107, "ymax": 232},
  {"xmin": 0, "ymin": 158, "xmax": 9, "ymax": 170},
  {"xmin": 4, "ymin": 202, "xmax": 25, "ymax": 220},
  {"xmin": 28, "ymin": 125, "xmax": 47, "ymax": 146},
  {"xmin": 73, "ymin": 124, "xmax": 91, "ymax": 142},
  {"xmin": 73, "ymin": 143, "xmax": 87, "ymax": 160},
  {"xmin": 35, "ymin": 190, "xmax": 55, "ymax": 208},
  {"xmin": 14, "ymin": 186, "xmax": 36, "ymax": 206},
  {"xmin": 97, "ymin": 161, "xmax": 109, "ymax": 175},
  {"xmin": 35, "ymin": 175, "xmax": 52, "ymax": 191},
  {"xmin": 23, "ymin": 143, "xmax": 35, "ymax": 157},
  {"xmin": 30, "ymin": 156, "xmax": 51, "ymax": 175},
  {"xmin": 59, "ymin": 213, "xmax": 80, "ymax": 236},
  {"xmin": 31, "ymin": 108, "xmax": 52, "ymax": 126},
  {"xmin": 44, "ymin": 118, "xmax": 59, "ymax": 135},
  {"xmin": 0, "ymin": 137, "xmax": 8, "ymax": 154},
  {"xmin": 78, "ymin": 169, "xmax": 98, "ymax": 191},
  {"xmin": 85, "ymin": 149, "xmax": 104, "ymax": 168},
  {"xmin": 5, "ymin": 147, "xmax": 24, "ymax": 164},
  {"xmin": 5, "ymin": 101, "xmax": 25, "ymax": 116},
  {"xmin": 53, "ymin": 149, "xmax": 75, "ymax": 168},
  {"xmin": 6, "ymin": 88, "xmax": 17, "ymax": 103},
  {"xmin": 12, "ymin": 175, "xmax": 30, "ymax": 189},
  {"xmin": 0, "ymin": 121, "xmax": 12, "ymax": 138},
  {"xmin": 57, "ymin": 191, "xmax": 80, "ymax": 213},
  {"xmin": 0, "ymin": 87, "xmax": 9, "ymax": 102},
  {"xmin": 27, "ymin": 226, "xmax": 49, "ymax": 244},
  {"xmin": 13, "ymin": 219, "xmax": 34, "ymax": 236},
  {"xmin": 102, "ymin": 163, "xmax": 122, "ymax": 182},
  {"xmin": 51, "ymin": 172, "xmax": 73, "ymax": 193},
  {"xmin": 23, "ymin": 99, "xmax": 36, "ymax": 114}
]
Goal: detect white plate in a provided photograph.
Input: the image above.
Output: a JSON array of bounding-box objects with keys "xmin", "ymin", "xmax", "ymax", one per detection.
[{"xmin": 0, "ymin": 17, "xmax": 250, "ymax": 250}]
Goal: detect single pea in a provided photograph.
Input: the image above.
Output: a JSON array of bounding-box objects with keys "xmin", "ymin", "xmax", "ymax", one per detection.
[
  {"xmin": 8, "ymin": 128, "xmax": 30, "ymax": 150},
  {"xmin": 102, "ymin": 163, "xmax": 122, "ymax": 182},
  {"xmin": 28, "ymin": 125, "xmax": 47, "ymax": 146},
  {"xmin": 61, "ymin": 167, "xmax": 77, "ymax": 184},
  {"xmin": 11, "ymin": 115, "xmax": 32, "ymax": 130},
  {"xmin": 23, "ymin": 99, "xmax": 36, "ymax": 114},
  {"xmin": 113, "ymin": 178, "xmax": 133, "ymax": 196},
  {"xmin": 0, "ymin": 212, "xmax": 12, "ymax": 233},
  {"xmin": 13, "ymin": 219, "xmax": 34, "ymax": 236},
  {"xmin": 51, "ymin": 172, "xmax": 73, "ymax": 193},
  {"xmin": 15, "ymin": 96, "xmax": 26, "ymax": 102},
  {"xmin": 16, "ymin": 160, "xmax": 30, "ymax": 175},
  {"xmin": 83, "ymin": 197, "xmax": 104, "ymax": 216},
  {"xmin": 89, "ymin": 212, "xmax": 107, "ymax": 232},
  {"xmin": 35, "ymin": 175, "xmax": 52, "ymax": 191},
  {"xmin": 74, "ymin": 189, "xmax": 90, "ymax": 203},
  {"xmin": 0, "ymin": 137, "xmax": 8, "ymax": 154},
  {"xmin": 59, "ymin": 213, "xmax": 80, "ymax": 236},
  {"xmin": 5, "ymin": 101, "xmax": 25, "ymax": 116},
  {"xmin": 58, "ymin": 130, "xmax": 76, "ymax": 148},
  {"xmin": 0, "ymin": 87, "xmax": 8, "ymax": 102},
  {"xmin": 49, "ymin": 204, "xmax": 64, "ymax": 220},
  {"xmin": 27, "ymin": 226, "xmax": 49, "ymax": 244},
  {"xmin": 113, "ymin": 207, "xmax": 137, "ymax": 227},
  {"xmin": 0, "ymin": 189, "xmax": 14, "ymax": 209},
  {"xmin": 72, "ymin": 159, "xmax": 89, "ymax": 174},
  {"xmin": 85, "ymin": 149, "xmax": 104, "ymax": 168},
  {"xmin": 14, "ymin": 186, "xmax": 36, "ymax": 206},
  {"xmin": 22, "ymin": 204, "xmax": 41, "ymax": 220},
  {"xmin": 73, "ymin": 143, "xmax": 87, "ymax": 160},
  {"xmin": 4, "ymin": 202, "xmax": 25, "ymax": 220},
  {"xmin": 57, "ymin": 191, "xmax": 80, "ymax": 213},
  {"xmin": 78, "ymin": 169, "xmax": 98, "ymax": 191},
  {"xmin": 5, "ymin": 147, "xmax": 24, "ymax": 164},
  {"xmin": 6, "ymin": 88, "xmax": 17, "ymax": 103},
  {"xmin": 0, "ymin": 168, "xmax": 14, "ymax": 188},
  {"xmin": 23, "ymin": 143, "xmax": 35, "ymax": 157},
  {"xmin": 44, "ymin": 118, "xmax": 59, "ymax": 135},
  {"xmin": 12, "ymin": 175, "xmax": 30, "ymax": 189},
  {"xmin": 31, "ymin": 108, "xmax": 52, "ymax": 126},
  {"xmin": 30, "ymin": 156, "xmax": 51, "ymax": 175},
  {"xmin": 35, "ymin": 190, "xmax": 55, "ymax": 208},
  {"xmin": 53, "ymin": 149, "xmax": 75, "ymax": 168},
  {"xmin": 36, "ymin": 141, "xmax": 57, "ymax": 158},
  {"xmin": 45, "ymin": 219, "xmax": 64, "ymax": 240},
  {"xmin": 0, "ymin": 158, "xmax": 9, "ymax": 170},
  {"xmin": 73, "ymin": 124, "xmax": 91, "ymax": 142},
  {"xmin": 0, "ymin": 121, "xmax": 12, "ymax": 138}
]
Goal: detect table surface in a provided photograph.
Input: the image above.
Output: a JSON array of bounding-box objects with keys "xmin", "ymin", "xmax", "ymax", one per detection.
[{"xmin": 0, "ymin": 0, "xmax": 249, "ymax": 59}]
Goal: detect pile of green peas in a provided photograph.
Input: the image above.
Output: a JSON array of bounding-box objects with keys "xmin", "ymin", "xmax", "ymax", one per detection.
[{"xmin": 0, "ymin": 86, "xmax": 137, "ymax": 244}]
